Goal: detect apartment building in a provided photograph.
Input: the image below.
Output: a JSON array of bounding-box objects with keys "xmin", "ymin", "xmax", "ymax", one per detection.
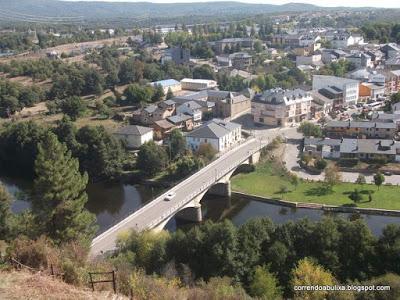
[
  {"xmin": 252, "ymin": 88, "xmax": 312, "ymax": 127},
  {"xmin": 325, "ymin": 120, "xmax": 397, "ymax": 139},
  {"xmin": 312, "ymin": 75, "xmax": 359, "ymax": 106}
]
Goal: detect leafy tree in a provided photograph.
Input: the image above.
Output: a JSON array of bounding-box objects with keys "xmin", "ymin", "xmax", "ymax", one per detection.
[
  {"xmin": 356, "ymin": 174, "xmax": 367, "ymax": 185},
  {"xmin": 314, "ymin": 158, "xmax": 327, "ymax": 170},
  {"xmin": 124, "ymin": 84, "xmax": 153, "ymax": 106},
  {"xmin": 75, "ymin": 126, "xmax": 126, "ymax": 181},
  {"xmin": 193, "ymin": 64, "xmax": 216, "ymax": 80},
  {"xmin": 324, "ymin": 165, "xmax": 342, "ymax": 191},
  {"xmin": 250, "ymin": 266, "xmax": 282, "ymax": 299},
  {"xmin": 376, "ymin": 224, "xmax": 400, "ymax": 275},
  {"xmin": 166, "ymin": 87, "xmax": 174, "ymax": 100},
  {"xmin": 373, "ymin": 172, "xmax": 385, "ymax": 190},
  {"xmin": 196, "ymin": 143, "xmax": 217, "ymax": 161},
  {"xmin": 169, "ymin": 129, "xmax": 186, "ymax": 160},
  {"xmin": 360, "ymin": 273, "xmax": 400, "ymax": 300},
  {"xmin": 151, "ymin": 84, "xmax": 165, "ymax": 102},
  {"xmin": 298, "ymin": 122, "xmax": 323, "ymax": 137},
  {"xmin": 291, "ymin": 258, "xmax": 336, "ymax": 300},
  {"xmin": 253, "ymin": 40, "xmax": 263, "ymax": 53},
  {"xmin": 174, "ymin": 155, "xmax": 204, "ymax": 178},
  {"xmin": 32, "ymin": 132, "xmax": 97, "ymax": 244},
  {"xmin": 137, "ymin": 141, "xmax": 169, "ymax": 176},
  {"xmin": 0, "ymin": 184, "xmax": 11, "ymax": 239},
  {"xmin": 59, "ymin": 96, "xmax": 86, "ymax": 121}
]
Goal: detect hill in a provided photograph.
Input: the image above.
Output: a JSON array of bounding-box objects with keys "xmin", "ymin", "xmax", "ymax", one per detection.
[{"xmin": 0, "ymin": 0, "xmax": 320, "ymax": 23}]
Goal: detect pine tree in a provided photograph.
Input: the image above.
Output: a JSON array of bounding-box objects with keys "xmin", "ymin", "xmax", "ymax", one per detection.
[
  {"xmin": 32, "ymin": 132, "xmax": 97, "ymax": 244},
  {"xmin": 0, "ymin": 184, "xmax": 11, "ymax": 239},
  {"xmin": 166, "ymin": 87, "xmax": 174, "ymax": 100}
]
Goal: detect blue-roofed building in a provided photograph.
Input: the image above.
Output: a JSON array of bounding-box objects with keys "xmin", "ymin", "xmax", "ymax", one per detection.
[{"xmin": 150, "ymin": 79, "xmax": 181, "ymax": 94}]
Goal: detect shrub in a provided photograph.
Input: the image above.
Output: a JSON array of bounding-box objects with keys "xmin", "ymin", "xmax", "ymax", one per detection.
[{"xmin": 314, "ymin": 158, "xmax": 327, "ymax": 170}]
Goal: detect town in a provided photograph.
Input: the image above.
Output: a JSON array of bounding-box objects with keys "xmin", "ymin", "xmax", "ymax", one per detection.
[{"xmin": 1, "ymin": 1, "xmax": 400, "ymax": 299}]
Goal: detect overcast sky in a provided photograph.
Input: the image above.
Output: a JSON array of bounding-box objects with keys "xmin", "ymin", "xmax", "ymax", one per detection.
[{"xmin": 64, "ymin": 0, "xmax": 400, "ymax": 8}]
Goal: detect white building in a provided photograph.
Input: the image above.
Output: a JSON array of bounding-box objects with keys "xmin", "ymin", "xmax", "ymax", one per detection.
[
  {"xmin": 150, "ymin": 79, "xmax": 181, "ymax": 94},
  {"xmin": 312, "ymin": 75, "xmax": 359, "ymax": 106},
  {"xmin": 252, "ymin": 88, "xmax": 313, "ymax": 127},
  {"xmin": 114, "ymin": 125, "xmax": 153, "ymax": 149},
  {"xmin": 180, "ymin": 78, "xmax": 218, "ymax": 91},
  {"xmin": 295, "ymin": 54, "xmax": 322, "ymax": 67},
  {"xmin": 176, "ymin": 101, "xmax": 203, "ymax": 123},
  {"xmin": 185, "ymin": 119, "xmax": 241, "ymax": 152}
]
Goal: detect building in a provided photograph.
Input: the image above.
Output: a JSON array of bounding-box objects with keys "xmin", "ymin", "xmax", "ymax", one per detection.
[
  {"xmin": 304, "ymin": 137, "xmax": 399, "ymax": 162},
  {"xmin": 113, "ymin": 125, "xmax": 153, "ymax": 149},
  {"xmin": 295, "ymin": 54, "xmax": 322, "ymax": 67},
  {"xmin": 358, "ymin": 83, "xmax": 385, "ymax": 101},
  {"xmin": 132, "ymin": 100, "xmax": 176, "ymax": 125},
  {"xmin": 214, "ymin": 38, "xmax": 254, "ymax": 54},
  {"xmin": 346, "ymin": 52, "xmax": 372, "ymax": 69},
  {"xmin": 161, "ymin": 46, "xmax": 190, "ymax": 65},
  {"xmin": 152, "ymin": 119, "xmax": 176, "ymax": 140},
  {"xmin": 150, "ymin": 79, "xmax": 181, "ymax": 94},
  {"xmin": 312, "ymin": 75, "xmax": 359, "ymax": 106},
  {"xmin": 252, "ymin": 88, "xmax": 313, "ymax": 127},
  {"xmin": 331, "ymin": 33, "xmax": 364, "ymax": 49},
  {"xmin": 380, "ymin": 43, "xmax": 400, "ymax": 59},
  {"xmin": 229, "ymin": 52, "xmax": 253, "ymax": 70},
  {"xmin": 186, "ymin": 119, "xmax": 242, "ymax": 152},
  {"xmin": 176, "ymin": 101, "xmax": 203, "ymax": 123},
  {"xmin": 167, "ymin": 114, "xmax": 194, "ymax": 131},
  {"xmin": 325, "ymin": 120, "xmax": 397, "ymax": 139},
  {"xmin": 180, "ymin": 78, "xmax": 218, "ymax": 91}
]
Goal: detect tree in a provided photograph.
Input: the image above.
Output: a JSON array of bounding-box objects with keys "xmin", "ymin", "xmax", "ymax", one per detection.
[
  {"xmin": 123, "ymin": 84, "xmax": 153, "ymax": 106},
  {"xmin": 373, "ymin": 172, "xmax": 385, "ymax": 190},
  {"xmin": 166, "ymin": 87, "xmax": 174, "ymax": 100},
  {"xmin": 169, "ymin": 129, "xmax": 186, "ymax": 160},
  {"xmin": 137, "ymin": 141, "xmax": 169, "ymax": 176},
  {"xmin": 250, "ymin": 266, "xmax": 282, "ymax": 299},
  {"xmin": 196, "ymin": 143, "xmax": 217, "ymax": 161},
  {"xmin": 0, "ymin": 184, "xmax": 11, "ymax": 239},
  {"xmin": 192, "ymin": 64, "xmax": 216, "ymax": 80},
  {"xmin": 291, "ymin": 258, "xmax": 336, "ymax": 300},
  {"xmin": 32, "ymin": 132, "xmax": 97, "ymax": 244},
  {"xmin": 253, "ymin": 40, "xmax": 263, "ymax": 53},
  {"xmin": 314, "ymin": 158, "xmax": 327, "ymax": 170},
  {"xmin": 356, "ymin": 174, "xmax": 367, "ymax": 185},
  {"xmin": 349, "ymin": 188, "xmax": 363, "ymax": 203},
  {"xmin": 298, "ymin": 122, "xmax": 323, "ymax": 137},
  {"xmin": 174, "ymin": 155, "xmax": 204, "ymax": 178},
  {"xmin": 59, "ymin": 96, "xmax": 86, "ymax": 121},
  {"xmin": 151, "ymin": 84, "xmax": 165, "ymax": 102},
  {"xmin": 324, "ymin": 165, "xmax": 342, "ymax": 191}
]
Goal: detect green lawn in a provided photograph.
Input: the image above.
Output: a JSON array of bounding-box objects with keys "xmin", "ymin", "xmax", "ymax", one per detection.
[{"xmin": 231, "ymin": 161, "xmax": 400, "ymax": 210}]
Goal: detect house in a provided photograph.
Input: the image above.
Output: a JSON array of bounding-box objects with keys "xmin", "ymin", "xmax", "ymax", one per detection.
[
  {"xmin": 186, "ymin": 119, "xmax": 242, "ymax": 152},
  {"xmin": 214, "ymin": 38, "xmax": 255, "ymax": 54},
  {"xmin": 304, "ymin": 137, "xmax": 400, "ymax": 162},
  {"xmin": 295, "ymin": 54, "xmax": 323, "ymax": 67},
  {"xmin": 152, "ymin": 119, "xmax": 176, "ymax": 140},
  {"xmin": 310, "ymin": 91, "xmax": 333, "ymax": 119},
  {"xmin": 312, "ymin": 75, "xmax": 359, "ymax": 106},
  {"xmin": 150, "ymin": 79, "xmax": 181, "ymax": 94},
  {"xmin": 180, "ymin": 78, "xmax": 218, "ymax": 91},
  {"xmin": 113, "ymin": 125, "xmax": 153, "ymax": 149},
  {"xmin": 358, "ymin": 83, "xmax": 385, "ymax": 101},
  {"xmin": 132, "ymin": 100, "xmax": 176, "ymax": 125},
  {"xmin": 325, "ymin": 120, "xmax": 397, "ymax": 139},
  {"xmin": 161, "ymin": 46, "xmax": 190, "ymax": 65},
  {"xmin": 229, "ymin": 52, "xmax": 252, "ymax": 70},
  {"xmin": 252, "ymin": 88, "xmax": 313, "ymax": 127},
  {"xmin": 176, "ymin": 101, "xmax": 203, "ymax": 123},
  {"xmin": 167, "ymin": 114, "xmax": 194, "ymax": 131},
  {"xmin": 380, "ymin": 43, "xmax": 400, "ymax": 59},
  {"xmin": 346, "ymin": 52, "xmax": 372, "ymax": 69}
]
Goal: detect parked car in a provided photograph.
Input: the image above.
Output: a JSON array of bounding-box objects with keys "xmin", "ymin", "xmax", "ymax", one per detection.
[
  {"xmin": 164, "ymin": 191, "xmax": 176, "ymax": 201},
  {"xmin": 383, "ymin": 171, "xmax": 392, "ymax": 176}
]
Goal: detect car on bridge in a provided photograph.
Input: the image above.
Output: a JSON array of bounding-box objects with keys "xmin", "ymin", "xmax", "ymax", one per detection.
[{"xmin": 164, "ymin": 191, "xmax": 176, "ymax": 201}]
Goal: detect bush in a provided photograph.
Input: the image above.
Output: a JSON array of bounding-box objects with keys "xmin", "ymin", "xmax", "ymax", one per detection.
[
  {"xmin": 349, "ymin": 189, "xmax": 363, "ymax": 203},
  {"xmin": 337, "ymin": 158, "xmax": 359, "ymax": 167},
  {"xmin": 314, "ymin": 158, "xmax": 327, "ymax": 170}
]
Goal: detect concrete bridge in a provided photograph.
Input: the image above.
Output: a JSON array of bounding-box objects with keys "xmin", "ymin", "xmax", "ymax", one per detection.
[{"xmin": 90, "ymin": 137, "xmax": 266, "ymax": 257}]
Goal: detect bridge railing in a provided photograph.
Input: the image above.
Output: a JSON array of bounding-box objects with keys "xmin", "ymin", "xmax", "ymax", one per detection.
[
  {"xmin": 92, "ymin": 137, "xmax": 265, "ymax": 245},
  {"xmin": 144, "ymin": 140, "xmax": 267, "ymax": 230}
]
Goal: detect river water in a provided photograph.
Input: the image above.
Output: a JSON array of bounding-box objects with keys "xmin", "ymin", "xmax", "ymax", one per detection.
[{"xmin": 1, "ymin": 177, "xmax": 399, "ymax": 235}]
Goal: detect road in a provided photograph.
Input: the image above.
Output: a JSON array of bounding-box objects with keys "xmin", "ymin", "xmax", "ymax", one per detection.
[{"xmin": 90, "ymin": 137, "xmax": 265, "ymax": 257}]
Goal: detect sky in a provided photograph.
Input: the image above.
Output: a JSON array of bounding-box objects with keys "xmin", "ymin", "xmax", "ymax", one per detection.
[{"xmin": 64, "ymin": 0, "xmax": 400, "ymax": 8}]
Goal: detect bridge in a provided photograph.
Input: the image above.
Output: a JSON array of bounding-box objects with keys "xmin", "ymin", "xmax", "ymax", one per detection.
[{"xmin": 90, "ymin": 137, "xmax": 267, "ymax": 257}]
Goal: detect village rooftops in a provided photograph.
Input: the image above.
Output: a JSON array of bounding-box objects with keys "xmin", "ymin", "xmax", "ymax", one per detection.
[
  {"xmin": 186, "ymin": 119, "xmax": 240, "ymax": 139},
  {"xmin": 115, "ymin": 125, "xmax": 153, "ymax": 136},
  {"xmin": 253, "ymin": 88, "xmax": 311, "ymax": 105},
  {"xmin": 326, "ymin": 120, "xmax": 397, "ymax": 129}
]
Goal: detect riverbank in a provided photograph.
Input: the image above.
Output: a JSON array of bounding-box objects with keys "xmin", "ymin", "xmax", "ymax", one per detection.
[{"xmin": 231, "ymin": 159, "xmax": 400, "ymax": 211}]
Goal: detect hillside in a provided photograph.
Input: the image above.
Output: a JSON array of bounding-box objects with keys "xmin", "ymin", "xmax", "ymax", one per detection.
[
  {"xmin": 0, "ymin": 271, "xmax": 128, "ymax": 300},
  {"xmin": 0, "ymin": 0, "xmax": 320, "ymax": 22}
]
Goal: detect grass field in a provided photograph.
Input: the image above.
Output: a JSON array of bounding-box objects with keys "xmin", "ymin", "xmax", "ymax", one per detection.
[{"xmin": 231, "ymin": 160, "xmax": 400, "ymax": 210}]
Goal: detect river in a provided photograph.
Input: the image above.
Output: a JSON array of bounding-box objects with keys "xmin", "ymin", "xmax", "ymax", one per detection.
[{"xmin": 1, "ymin": 177, "xmax": 399, "ymax": 235}]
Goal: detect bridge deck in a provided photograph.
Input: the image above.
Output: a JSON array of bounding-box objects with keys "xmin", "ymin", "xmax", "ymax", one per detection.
[{"xmin": 90, "ymin": 138, "xmax": 264, "ymax": 257}]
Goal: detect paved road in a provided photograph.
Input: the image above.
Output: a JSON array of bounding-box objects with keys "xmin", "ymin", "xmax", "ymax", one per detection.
[{"xmin": 90, "ymin": 137, "xmax": 266, "ymax": 257}]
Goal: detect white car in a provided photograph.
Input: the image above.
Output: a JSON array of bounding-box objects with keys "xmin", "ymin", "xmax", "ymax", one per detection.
[{"xmin": 164, "ymin": 192, "xmax": 176, "ymax": 201}]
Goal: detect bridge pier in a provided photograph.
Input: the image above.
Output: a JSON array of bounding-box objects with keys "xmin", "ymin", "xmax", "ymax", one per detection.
[
  {"xmin": 175, "ymin": 205, "xmax": 203, "ymax": 223},
  {"xmin": 208, "ymin": 181, "xmax": 231, "ymax": 197}
]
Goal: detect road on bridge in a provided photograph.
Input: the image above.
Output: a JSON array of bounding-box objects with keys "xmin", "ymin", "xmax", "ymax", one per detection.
[{"xmin": 90, "ymin": 137, "xmax": 266, "ymax": 258}]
